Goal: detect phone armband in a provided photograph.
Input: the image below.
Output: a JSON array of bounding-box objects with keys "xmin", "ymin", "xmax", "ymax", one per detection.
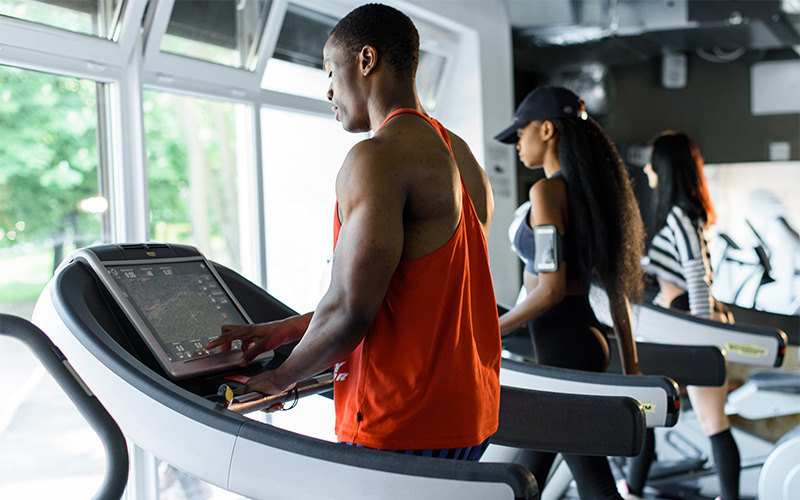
[{"xmin": 533, "ymin": 225, "xmax": 564, "ymax": 273}]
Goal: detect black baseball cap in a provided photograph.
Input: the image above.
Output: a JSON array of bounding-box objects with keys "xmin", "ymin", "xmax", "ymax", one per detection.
[{"xmin": 494, "ymin": 86, "xmax": 586, "ymax": 144}]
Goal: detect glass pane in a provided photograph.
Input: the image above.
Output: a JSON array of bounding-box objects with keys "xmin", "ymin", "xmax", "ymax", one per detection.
[
  {"xmin": 261, "ymin": 3, "xmax": 334, "ymax": 100},
  {"xmin": 261, "ymin": 107, "xmax": 363, "ymax": 313},
  {"xmin": 0, "ymin": 0, "xmax": 124, "ymax": 40},
  {"xmin": 273, "ymin": 3, "xmax": 334, "ymax": 69},
  {"xmin": 0, "ymin": 65, "xmax": 104, "ymax": 320},
  {"xmin": 261, "ymin": 57, "xmax": 328, "ymax": 101},
  {"xmin": 0, "ymin": 65, "xmax": 105, "ymax": 499},
  {"xmin": 264, "ymin": 51, "xmax": 448, "ymax": 107},
  {"xmin": 417, "ymin": 50, "xmax": 446, "ymax": 112},
  {"xmin": 143, "ymin": 90, "xmax": 248, "ymax": 273},
  {"xmin": 161, "ymin": 0, "xmax": 272, "ymax": 70}
]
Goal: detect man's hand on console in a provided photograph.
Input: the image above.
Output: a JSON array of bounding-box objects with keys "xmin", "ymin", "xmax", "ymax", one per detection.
[{"xmin": 204, "ymin": 321, "xmax": 287, "ymax": 366}]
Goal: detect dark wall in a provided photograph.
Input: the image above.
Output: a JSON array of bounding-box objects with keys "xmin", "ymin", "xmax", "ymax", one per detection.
[
  {"xmin": 513, "ymin": 48, "xmax": 799, "ymax": 208},
  {"xmin": 603, "ymin": 52, "xmax": 800, "ymax": 164}
]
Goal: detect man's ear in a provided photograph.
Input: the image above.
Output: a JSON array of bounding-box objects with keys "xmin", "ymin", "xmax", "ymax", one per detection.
[{"xmin": 359, "ymin": 45, "xmax": 377, "ymax": 75}]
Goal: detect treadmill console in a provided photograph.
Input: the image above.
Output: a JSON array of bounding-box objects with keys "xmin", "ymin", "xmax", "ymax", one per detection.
[{"xmin": 71, "ymin": 243, "xmax": 272, "ymax": 380}]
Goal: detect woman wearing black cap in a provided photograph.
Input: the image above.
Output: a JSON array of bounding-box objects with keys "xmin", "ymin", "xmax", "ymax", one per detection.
[
  {"xmin": 495, "ymin": 86, "xmax": 645, "ymax": 500},
  {"xmin": 625, "ymin": 131, "xmax": 739, "ymax": 500}
]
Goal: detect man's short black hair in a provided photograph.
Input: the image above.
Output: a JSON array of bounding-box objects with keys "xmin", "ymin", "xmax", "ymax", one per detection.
[{"xmin": 329, "ymin": 3, "xmax": 419, "ymax": 80}]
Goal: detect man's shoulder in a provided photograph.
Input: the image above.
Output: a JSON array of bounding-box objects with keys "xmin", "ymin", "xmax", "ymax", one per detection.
[
  {"xmin": 338, "ymin": 137, "xmax": 407, "ymax": 194},
  {"xmin": 347, "ymin": 126, "xmax": 443, "ymax": 170},
  {"xmin": 342, "ymin": 136, "xmax": 397, "ymax": 172}
]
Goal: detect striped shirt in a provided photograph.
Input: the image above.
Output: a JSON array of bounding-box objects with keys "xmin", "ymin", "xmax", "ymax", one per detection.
[{"xmin": 642, "ymin": 205, "xmax": 714, "ymax": 318}]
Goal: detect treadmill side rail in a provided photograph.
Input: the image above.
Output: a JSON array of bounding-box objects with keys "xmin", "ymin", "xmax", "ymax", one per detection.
[
  {"xmin": 500, "ymin": 359, "xmax": 680, "ymax": 428},
  {"xmin": 633, "ymin": 303, "xmax": 787, "ymax": 367}
]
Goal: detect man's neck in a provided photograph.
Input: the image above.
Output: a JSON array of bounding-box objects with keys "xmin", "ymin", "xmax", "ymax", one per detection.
[{"xmin": 367, "ymin": 84, "xmax": 421, "ymax": 132}]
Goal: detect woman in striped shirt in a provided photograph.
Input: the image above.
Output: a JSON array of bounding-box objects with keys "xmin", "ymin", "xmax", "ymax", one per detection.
[{"xmin": 625, "ymin": 131, "xmax": 740, "ymax": 500}]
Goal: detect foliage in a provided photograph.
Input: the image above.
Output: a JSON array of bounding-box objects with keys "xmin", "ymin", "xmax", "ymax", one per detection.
[
  {"xmin": 143, "ymin": 91, "xmax": 190, "ymax": 230},
  {"xmin": 0, "ymin": 65, "xmax": 100, "ymax": 247},
  {"xmin": 143, "ymin": 90, "xmax": 241, "ymax": 264},
  {"xmin": 0, "ymin": 64, "xmax": 240, "ymax": 267}
]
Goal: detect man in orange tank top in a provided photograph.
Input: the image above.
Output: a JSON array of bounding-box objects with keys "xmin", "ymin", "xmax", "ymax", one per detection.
[{"xmin": 206, "ymin": 3, "xmax": 500, "ymax": 459}]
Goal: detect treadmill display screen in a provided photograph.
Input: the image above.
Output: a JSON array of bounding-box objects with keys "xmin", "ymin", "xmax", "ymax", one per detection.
[{"xmin": 107, "ymin": 260, "xmax": 246, "ymax": 362}]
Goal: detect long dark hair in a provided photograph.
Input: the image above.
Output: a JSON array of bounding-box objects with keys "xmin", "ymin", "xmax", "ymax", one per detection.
[
  {"xmin": 553, "ymin": 116, "xmax": 645, "ymax": 302},
  {"xmin": 649, "ymin": 131, "xmax": 716, "ymax": 233}
]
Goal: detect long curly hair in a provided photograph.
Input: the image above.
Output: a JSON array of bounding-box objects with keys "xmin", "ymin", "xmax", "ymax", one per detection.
[{"xmin": 552, "ymin": 115, "xmax": 645, "ymax": 303}]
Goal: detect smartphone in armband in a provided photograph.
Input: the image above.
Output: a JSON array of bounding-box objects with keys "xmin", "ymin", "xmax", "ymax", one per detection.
[{"xmin": 533, "ymin": 225, "xmax": 564, "ymax": 273}]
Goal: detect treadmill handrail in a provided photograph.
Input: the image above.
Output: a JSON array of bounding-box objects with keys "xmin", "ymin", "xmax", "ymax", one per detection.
[
  {"xmin": 0, "ymin": 314, "xmax": 129, "ymax": 500},
  {"xmin": 503, "ymin": 327, "xmax": 727, "ymax": 387},
  {"xmin": 722, "ymin": 302, "xmax": 799, "ymax": 347},
  {"xmin": 607, "ymin": 338, "xmax": 727, "ymax": 387},
  {"xmin": 494, "ymin": 386, "xmax": 646, "ymax": 457},
  {"xmin": 500, "ymin": 358, "xmax": 680, "ymax": 428},
  {"xmin": 634, "ymin": 303, "xmax": 787, "ymax": 367}
]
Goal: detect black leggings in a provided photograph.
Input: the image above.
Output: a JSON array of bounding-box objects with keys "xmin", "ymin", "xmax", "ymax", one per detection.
[
  {"xmin": 517, "ymin": 294, "xmax": 622, "ymax": 500},
  {"xmin": 528, "ymin": 294, "xmax": 609, "ymax": 373}
]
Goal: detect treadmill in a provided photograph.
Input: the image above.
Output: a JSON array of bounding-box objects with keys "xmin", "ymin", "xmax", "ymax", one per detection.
[{"xmin": 30, "ymin": 243, "xmax": 654, "ymax": 500}]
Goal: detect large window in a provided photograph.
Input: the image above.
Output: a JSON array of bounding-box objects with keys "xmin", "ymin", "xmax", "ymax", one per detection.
[
  {"xmin": 143, "ymin": 90, "xmax": 250, "ymax": 273},
  {"xmin": 261, "ymin": 107, "xmax": 363, "ymax": 313},
  {"xmin": 0, "ymin": 65, "xmax": 104, "ymax": 319},
  {"xmin": 0, "ymin": 64, "xmax": 106, "ymax": 499}
]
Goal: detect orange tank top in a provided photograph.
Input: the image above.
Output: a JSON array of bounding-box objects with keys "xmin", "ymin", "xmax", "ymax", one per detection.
[{"xmin": 332, "ymin": 109, "xmax": 501, "ymax": 450}]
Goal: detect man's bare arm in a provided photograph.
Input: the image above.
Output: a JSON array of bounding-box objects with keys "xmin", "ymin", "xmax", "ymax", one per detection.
[
  {"xmin": 448, "ymin": 132, "xmax": 493, "ymax": 237},
  {"xmin": 204, "ymin": 312, "xmax": 313, "ymax": 364},
  {"xmin": 244, "ymin": 141, "xmax": 406, "ymax": 394}
]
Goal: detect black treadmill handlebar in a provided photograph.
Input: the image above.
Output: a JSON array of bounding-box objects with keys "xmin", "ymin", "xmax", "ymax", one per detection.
[
  {"xmin": 635, "ymin": 302, "xmax": 788, "ymax": 368},
  {"xmin": 495, "ymin": 386, "xmax": 645, "ymax": 457},
  {"xmin": 0, "ymin": 314, "xmax": 129, "ymax": 500}
]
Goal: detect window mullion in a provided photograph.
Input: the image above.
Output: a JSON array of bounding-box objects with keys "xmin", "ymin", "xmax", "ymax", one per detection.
[
  {"xmin": 114, "ymin": 34, "xmax": 149, "ymax": 243},
  {"xmin": 240, "ymin": 104, "xmax": 267, "ymax": 289}
]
